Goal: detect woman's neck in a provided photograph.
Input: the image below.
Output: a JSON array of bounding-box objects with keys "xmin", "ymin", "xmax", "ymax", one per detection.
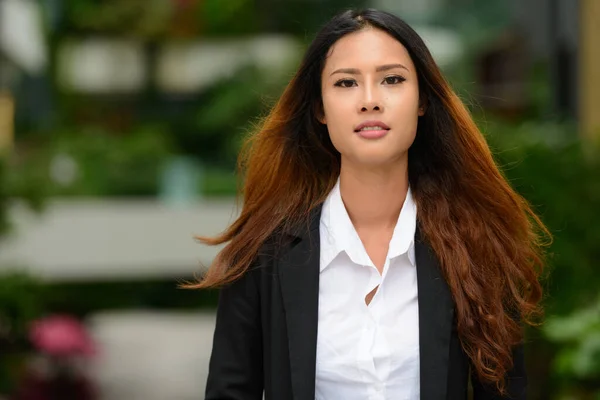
[{"xmin": 338, "ymin": 159, "xmax": 409, "ymax": 232}]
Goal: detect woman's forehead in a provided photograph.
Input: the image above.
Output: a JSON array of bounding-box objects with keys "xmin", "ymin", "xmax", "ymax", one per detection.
[{"xmin": 323, "ymin": 29, "xmax": 414, "ymax": 74}]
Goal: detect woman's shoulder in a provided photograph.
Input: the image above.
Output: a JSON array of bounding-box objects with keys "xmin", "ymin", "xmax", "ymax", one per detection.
[
  {"xmin": 253, "ymin": 232, "xmax": 294, "ymax": 266},
  {"xmin": 247, "ymin": 209, "xmax": 321, "ymax": 275}
]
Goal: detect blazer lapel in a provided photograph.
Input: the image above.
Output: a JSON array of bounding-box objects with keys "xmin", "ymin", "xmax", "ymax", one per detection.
[
  {"xmin": 415, "ymin": 225, "xmax": 454, "ymax": 400},
  {"xmin": 278, "ymin": 205, "xmax": 322, "ymax": 400}
]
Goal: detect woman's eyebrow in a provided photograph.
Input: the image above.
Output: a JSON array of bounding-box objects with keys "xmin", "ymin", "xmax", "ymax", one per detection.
[{"xmin": 329, "ymin": 63, "xmax": 409, "ymax": 76}]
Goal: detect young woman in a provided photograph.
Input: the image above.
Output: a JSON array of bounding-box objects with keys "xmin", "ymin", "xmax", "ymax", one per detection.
[{"xmin": 190, "ymin": 8, "xmax": 548, "ymax": 400}]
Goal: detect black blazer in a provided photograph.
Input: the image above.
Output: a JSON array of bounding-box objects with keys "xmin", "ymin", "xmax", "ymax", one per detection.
[{"xmin": 205, "ymin": 205, "xmax": 527, "ymax": 400}]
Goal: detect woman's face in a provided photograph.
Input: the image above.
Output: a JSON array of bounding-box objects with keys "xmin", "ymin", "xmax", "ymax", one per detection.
[{"xmin": 320, "ymin": 28, "xmax": 423, "ymax": 168}]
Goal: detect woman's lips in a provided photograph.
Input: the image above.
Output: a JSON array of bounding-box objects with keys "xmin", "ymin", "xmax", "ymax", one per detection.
[
  {"xmin": 356, "ymin": 128, "xmax": 389, "ymax": 139},
  {"xmin": 354, "ymin": 120, "xmax": 390, "ymax": 131},
  {"xmin": 353, "ymin": 120, "xmax": 390, "ymax": 139}
]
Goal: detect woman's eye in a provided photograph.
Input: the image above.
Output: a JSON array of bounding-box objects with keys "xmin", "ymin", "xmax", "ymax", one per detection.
[
  {"xmin": 334, "ymin": 79, "xmax": 356, "ymax": 88},
  {"xmin": 383, "ymin": 76, "xmax": 406, "ymax": 84}
]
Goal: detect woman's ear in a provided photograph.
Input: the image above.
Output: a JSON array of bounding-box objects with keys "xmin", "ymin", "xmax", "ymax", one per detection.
[
  {"xmin": 315, "ymin": 102, "xmax": 327, "ymax": 124},
  {"xmin": 418, "ymin": 94, "xmax": 428, "ymax": 116}
]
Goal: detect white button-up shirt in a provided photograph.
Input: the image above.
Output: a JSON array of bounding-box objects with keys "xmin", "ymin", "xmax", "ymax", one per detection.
[{"xmin": 315, "ymin": 178, "xmax": 420, "ymax": 400}]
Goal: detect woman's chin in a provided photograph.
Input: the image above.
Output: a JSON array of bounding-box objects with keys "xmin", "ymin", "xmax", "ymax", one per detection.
[{"xmin": 342, "ymin": 151, "xmax": 408, "ymax": 170}]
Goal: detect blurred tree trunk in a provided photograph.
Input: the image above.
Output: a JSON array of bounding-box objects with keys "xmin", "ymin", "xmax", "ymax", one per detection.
[{"xmin": 579, "ymin": 0, "xmax": 600, "ymax": 140}]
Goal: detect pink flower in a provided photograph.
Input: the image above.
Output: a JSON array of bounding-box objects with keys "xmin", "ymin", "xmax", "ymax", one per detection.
[{"xmin": 29, "ymin": 315, "xmax": 96, "ymax": 358}]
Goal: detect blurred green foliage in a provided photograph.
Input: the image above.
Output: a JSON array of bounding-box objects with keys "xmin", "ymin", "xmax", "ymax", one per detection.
[
  {"xmin": 42, "ymin": 279, "xmax": 219, "ymax": 317},
  {"xmin": 0, "ymin": 156, "xmax": 46, "ymax": 393},
  {"xmin": 201, "ymin": 0, "xmax": 260, "ymax": 36},
  {"xmin": 9, "ymin": 63, "xmax": 285, "ymax": 198},
  {"xmin": 63, "ymin": 0, "xmax": 259, "ymax": 38},
  {"xmin": 13, "ymin": 124, "xmax": 174, "ymax": 197},
  {"xmin": 187, "ymin": 65, "xmax": 286, "ymax": 167},
  {"xmin": 0, "ymin": 272, "xmax": 43, "ymax": 345},
  {"xmin": 201, "ymin": 167, "xmax": 238, "ymax": 197},
  {"xmin": 61, "ymin": 0, "xmax": 368, "ymax": 38},
  {"xmin": 0, "ymin": 272, "xmax": 43, "ymax": 393},
  {"xmin": 64, "ymin": 0, "xmax": 191, "ymax": 38},
  {"xmin": 257, "ymin": 0, "xmax": 367, "ymax": 38},
  {"xmin": 544, "ymin": 297, "xmax": 600, "ymax": 391},
  {"xmin": 0, "ymin": 157, "xmax": 45, "ymax": 237},
  {"xmin": 485, "ymin": 120, "xmax": 600, "ymax": 316}
]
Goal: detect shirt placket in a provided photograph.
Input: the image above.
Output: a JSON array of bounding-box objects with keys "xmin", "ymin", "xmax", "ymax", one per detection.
[{"xmin": 358, "ymin": 259, "xmax": 390, "ymax": 400}]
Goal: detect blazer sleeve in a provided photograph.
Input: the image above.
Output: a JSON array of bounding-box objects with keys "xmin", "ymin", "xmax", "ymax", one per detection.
[
  {"xmin": 205, "ymin": 266, "xmax": 263, "ymax": 400},
  {"xmin": 472, "ymin": 343, "xmax": 527, "ymax": 400}
]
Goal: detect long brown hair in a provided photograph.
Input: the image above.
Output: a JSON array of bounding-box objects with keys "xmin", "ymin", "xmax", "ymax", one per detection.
[{"xmin": 186, "ymin": 8, "xmax": 549, "ymax": 393}]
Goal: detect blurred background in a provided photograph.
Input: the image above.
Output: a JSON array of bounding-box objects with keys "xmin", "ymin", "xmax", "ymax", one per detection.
[{"xmin": 0, "ymin": 0, "xmax": 598, "ymax": 399}]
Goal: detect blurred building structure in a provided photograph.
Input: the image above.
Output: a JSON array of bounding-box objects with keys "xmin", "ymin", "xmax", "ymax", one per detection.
[
  {"xmin": 516, "ymin": 0, "xmax": 598, "ymax": 138},
  {"xmin": 0, "ymin": 198, "xmax": 234, "ymax": 281}
]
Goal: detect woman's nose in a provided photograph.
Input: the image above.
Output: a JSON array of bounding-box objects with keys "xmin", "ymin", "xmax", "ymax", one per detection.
[{"xmin": 359, "ymin": 86, "xmax": 383, "ymax": 112}]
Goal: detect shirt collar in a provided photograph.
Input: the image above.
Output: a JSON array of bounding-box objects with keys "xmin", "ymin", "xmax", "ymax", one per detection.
[{"xmin": 319, "ymin": 177, "xmax": 417, "ymax": 272}]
